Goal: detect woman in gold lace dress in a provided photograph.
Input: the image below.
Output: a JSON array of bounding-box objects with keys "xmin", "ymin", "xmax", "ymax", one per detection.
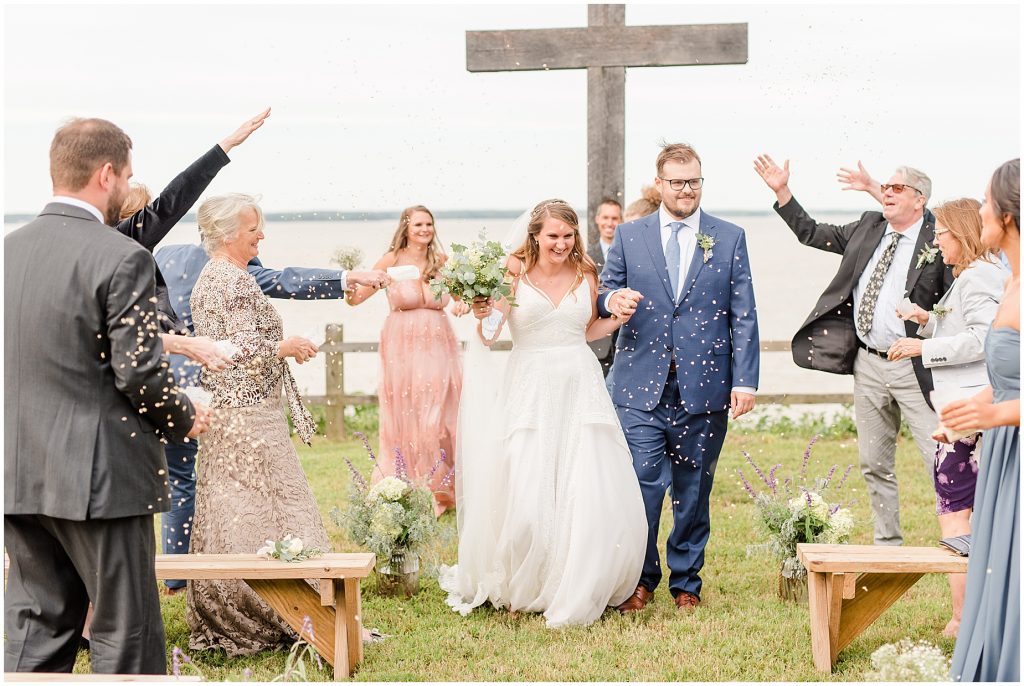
[{"xmin": 186, "ymin": 193, "xmax": 328, "ymax": 655}]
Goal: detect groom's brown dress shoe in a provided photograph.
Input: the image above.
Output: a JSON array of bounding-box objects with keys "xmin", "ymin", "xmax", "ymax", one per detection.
[
  {"xmin": 616, "ymin": 585, "xmax": 653, "ymax": 613},
  {"xmin": 674, "ymin": 591, "xmax": 701, "ymax": 611}
]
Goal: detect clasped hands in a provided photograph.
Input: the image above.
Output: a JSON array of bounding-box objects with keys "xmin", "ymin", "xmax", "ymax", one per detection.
[
  {"xmin": 346, "ymin": 270, "xmax": 392, "ymax": 292},
  {"xmin": 608, "ymin": 289, "xmax": 643, "ymax": 320}
]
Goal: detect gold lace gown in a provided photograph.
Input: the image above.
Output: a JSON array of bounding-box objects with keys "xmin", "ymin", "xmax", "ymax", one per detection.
[{"xmin": 186, "ymin": 259, "xmax": 329, "ymax": 656}]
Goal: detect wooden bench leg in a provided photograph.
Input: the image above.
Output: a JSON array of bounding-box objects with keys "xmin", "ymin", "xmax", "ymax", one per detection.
[
  {"xmin": 833, "ymin": 572, "xmax": 924, "ymax": 655},
  {"xmin": 246, "ymin": 578, "xmax": 346, "ymax": 680},
  {"xmin": 807, "ymin": 570, "xmax": 833, "ymax": 673},
  {"xmin": 341, "ymin": 578, "xmax": 364, "ymax": 672}
]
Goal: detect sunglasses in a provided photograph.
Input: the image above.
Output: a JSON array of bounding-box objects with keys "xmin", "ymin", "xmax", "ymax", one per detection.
[{"xmin": 880, "ymin": 183, "xmax": 922, "ymax": 195}]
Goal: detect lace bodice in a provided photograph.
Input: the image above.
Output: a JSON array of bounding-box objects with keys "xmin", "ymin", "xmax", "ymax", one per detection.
[{"xmin": 508, "ymin": 275, "xmax": 591, "ymax": 350}]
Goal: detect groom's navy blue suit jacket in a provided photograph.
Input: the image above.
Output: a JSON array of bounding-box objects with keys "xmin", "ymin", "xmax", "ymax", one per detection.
[{"xmin": 597, "ymin": 209, "xmax": 760, "ymax": 413}]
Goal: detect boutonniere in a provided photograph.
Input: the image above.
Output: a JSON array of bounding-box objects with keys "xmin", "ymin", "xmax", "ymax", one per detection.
[
  {"xmin": 916, "ymin": 246, "xmax": 939, "ymax": 269},
  {"xmin": 696, "ymin": 233, "xmax": 716, "ymax": 263},
  {"xmin": 930, "ymin": 304, "xmax": 952, "ymax": 319}
]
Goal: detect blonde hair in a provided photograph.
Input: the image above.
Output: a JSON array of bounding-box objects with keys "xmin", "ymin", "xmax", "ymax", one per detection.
[
  {"xmin": 197, "ymin": 193, "xmax": 264, "ymax": 256},
  {"xmin": 656, "ymin": 142, "xmax": 702, "ymax": 177},
  {"xmin": 624, "ymin": 185, "xmax": 662, "ymax": 222},
  {"xmin": 387, "ymin": 205, "xmax": 446, "ymax": 281},
  {"xmin": 511, "ymin": 199, "xmax": 598, "ymax": 294},
  {"xmin": 932, "ymin": 198, "xmax": 993, "ymax": 277},
  {"xmin": 119, "ymin": 182, "xmax": 152, "ymax": 221}
]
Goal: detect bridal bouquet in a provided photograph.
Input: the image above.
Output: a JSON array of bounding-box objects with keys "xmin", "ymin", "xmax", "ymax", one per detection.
[
  {"xmin": 737, "ymin": 436, "xmax": 856, "ymax": 580},
  {"xmin": 429, "ymin": 232, "xmax": 515, "ymax": 306}
]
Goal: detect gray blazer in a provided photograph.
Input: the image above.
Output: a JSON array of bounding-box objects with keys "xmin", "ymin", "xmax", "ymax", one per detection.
[
  {"xmin": 917, "ymin": 258, "xmax": 1008, "ymax": 391},
  {"xmin": 5, "ymin": 203, "xmax": 196, "ymax": 520}
]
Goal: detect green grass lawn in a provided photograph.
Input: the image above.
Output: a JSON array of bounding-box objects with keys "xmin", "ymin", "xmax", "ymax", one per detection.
[{"xmin": 77, "ymin": 420, "xmax": 955, "ymax": 680}]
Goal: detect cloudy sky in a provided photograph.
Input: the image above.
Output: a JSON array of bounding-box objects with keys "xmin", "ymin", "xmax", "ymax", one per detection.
[{"xmin": 3, "ymin": 1, "xmax": 1020, "ymax": 215}]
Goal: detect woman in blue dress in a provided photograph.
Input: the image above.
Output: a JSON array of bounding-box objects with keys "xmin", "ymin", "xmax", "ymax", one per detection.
[{"xmin": 941, "ymin": 158, "xmax": 1019, "ymax": 682}]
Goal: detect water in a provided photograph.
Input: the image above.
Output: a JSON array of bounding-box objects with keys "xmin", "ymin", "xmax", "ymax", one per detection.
[{"xmin": 4, "ymin": 212, "xmax": 855, "ymax": 400}]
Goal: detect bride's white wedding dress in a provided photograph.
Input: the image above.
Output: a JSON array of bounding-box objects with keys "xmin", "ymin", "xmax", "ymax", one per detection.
[{"xmin": 438, "ymin": 276, "xmax": 646, "ymax": 627}]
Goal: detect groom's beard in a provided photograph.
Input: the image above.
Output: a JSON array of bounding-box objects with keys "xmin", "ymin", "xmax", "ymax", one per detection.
[{"xmin": 664, "ymin": 195, "xmax": 699, "ymax": 220}]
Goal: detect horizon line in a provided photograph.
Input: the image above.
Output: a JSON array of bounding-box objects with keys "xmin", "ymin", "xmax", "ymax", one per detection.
[{"xmin": 4, "ymin": 207, "xmax": 870, "ymax": 224}]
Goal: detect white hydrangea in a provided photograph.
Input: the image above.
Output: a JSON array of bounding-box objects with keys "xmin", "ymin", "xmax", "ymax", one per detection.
[
  {"xmin": 788, "ymin": 491, "xmax": 831, "ymax": 521},
  {"xmin": 829, "ymin": 507, "xmax": 855, "ymax": 537},
  {"xmin": 368, "ymin": 476, "xmax": 409, "ymax": 502}
]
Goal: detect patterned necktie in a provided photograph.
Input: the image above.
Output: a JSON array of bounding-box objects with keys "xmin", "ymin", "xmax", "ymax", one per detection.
[
  {"xmin": 856, "ymin": 232, "xmax": 902, "ymax": 335},
  {"xmin": 666, "ymin": 222, "xmax": 685, "ymax": 300}
]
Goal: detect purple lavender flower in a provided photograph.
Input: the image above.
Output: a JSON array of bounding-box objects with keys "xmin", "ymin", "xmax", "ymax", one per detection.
[
  {"xmin": 353, "ymin": 431, "xmax": 377, "ymax": 462},
  {"xmin": 426, "ymin": 450, "xmax": 448, "ymax": 480},
  {"xmin": 737, "ymin": 468, "xmax": 758, "ymax": 499},
  {"xmin": 742, "ymin": 451, "xmax": 773, "ymax": 489},
  {"xmin": 821, "ymin": 464, "xmax": 838, "ymax": 489},
  {"xmin": 344, "ymin": 456, "xmax": 368, "ymax": 493},
  {"xmin": 800, "ymin": 434, "xmax": 820, "ymax": 484},
  {"xmin": 171, "ymin": 646, "xmax": 182, "ymax": 677},
  {"xmin": 804, "ymin": 488, "xmax": 813, "ymax": 508},
  {"xmin": 836, "ymin": 464, "xmax": 855, "ymax": 490},
  {"xmin": 439, "ymin": 465, "xmax": 455, "ymax": 489},
  {"xmin": 301, "ymin": 615, "xmax": 316, "ymax": 642},
  {"xmin": 393, "ymin": 447, "xmax": 410, "ymax": 483},
  {"xmin": 767, "ymin": 463, "xmax": 782, "ymax": 495},
  {"xmin": 829, "ymin": 503, "xmax": 841, "ymax": 515}
]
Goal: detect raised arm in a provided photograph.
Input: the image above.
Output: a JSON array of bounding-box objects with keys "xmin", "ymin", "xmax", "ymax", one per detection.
[
  {"xmin": 115, "ymin": 108, "xmax": 271, "ymax": 250},
  {"xmin": 837, "ymin": 160, "xmax": 883, "ymax": 205},
  {"xmin": 754, "ymin": 154, "xmax": 859, "ymax": 255},
  {"xmin": 105, "ymin": 248, "xmax": 198, "ymax": 442}
]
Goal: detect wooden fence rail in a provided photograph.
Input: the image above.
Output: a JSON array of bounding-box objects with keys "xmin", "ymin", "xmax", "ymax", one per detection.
[{"xmin": 311, "ymin": 324, "xmax": 853, "ymax": 439}]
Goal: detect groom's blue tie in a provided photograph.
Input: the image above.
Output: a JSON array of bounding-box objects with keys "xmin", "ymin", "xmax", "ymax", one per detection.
[{"xmin": 666, "ymin": 221, "xmax": 685, "ymax": 301}]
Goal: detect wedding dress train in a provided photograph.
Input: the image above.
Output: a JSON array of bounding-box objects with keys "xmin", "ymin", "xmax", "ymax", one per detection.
[{"xmin": 439, "ymin": 277, "xmax": 646, "ymax": 627}]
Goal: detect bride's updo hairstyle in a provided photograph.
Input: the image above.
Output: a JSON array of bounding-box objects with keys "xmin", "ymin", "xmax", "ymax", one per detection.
[
  {"xmin": 512, "ymin": 199, "xmax": 598, "ymax": 292},
  {"xmin": 197, "ymin": 193, "xmax": 264, "ymax": 256},
  {"xmin": 388, "ymin": 205, "xmax": 446, "ymax": 281}
]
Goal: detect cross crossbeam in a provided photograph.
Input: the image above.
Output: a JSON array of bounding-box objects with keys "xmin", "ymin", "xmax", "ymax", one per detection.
[{"xmin": 466, "ymin": 5, "xmax": 747, "ymax": 245}]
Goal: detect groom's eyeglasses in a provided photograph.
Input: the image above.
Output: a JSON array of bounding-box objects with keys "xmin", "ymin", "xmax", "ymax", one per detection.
[
  {"xmin": 880, "ymin": 183, "xmax": 922, "ymax": 195},
  {"xmin": 658, "ymin": 177, "xmax": 704, "ymax": 191}
]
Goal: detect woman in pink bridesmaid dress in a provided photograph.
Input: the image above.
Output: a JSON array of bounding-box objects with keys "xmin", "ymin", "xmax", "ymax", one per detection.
[{"xmin": 347, "ymin": 206, "xmax": 467, "ymax": 515}]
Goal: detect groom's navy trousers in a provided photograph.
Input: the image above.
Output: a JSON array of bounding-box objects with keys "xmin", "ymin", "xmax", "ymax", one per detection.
[{"xmin": 617, "ymin": 371, "xmax": 728, "ymax": 599}]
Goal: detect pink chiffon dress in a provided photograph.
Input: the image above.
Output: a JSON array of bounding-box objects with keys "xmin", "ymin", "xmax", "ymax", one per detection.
[{"xmin": 374, "ymin": 278, "xmax": 462, "ymax": 515}]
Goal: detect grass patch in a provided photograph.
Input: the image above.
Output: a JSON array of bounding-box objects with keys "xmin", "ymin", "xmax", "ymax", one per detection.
[{"xmin": 76, "ymin": 420, "xmax": 952, "ymax": 680}]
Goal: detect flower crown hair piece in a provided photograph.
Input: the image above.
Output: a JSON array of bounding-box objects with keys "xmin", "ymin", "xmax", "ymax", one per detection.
[{"xmin": 530, "ymin": 199, "xmax": 573, "ymax": 221}]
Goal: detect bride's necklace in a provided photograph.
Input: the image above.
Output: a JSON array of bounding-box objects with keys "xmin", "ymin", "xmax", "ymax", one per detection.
[{"xmin": 212, "ymin": 252, "xmax": 247, "ymax": 270}]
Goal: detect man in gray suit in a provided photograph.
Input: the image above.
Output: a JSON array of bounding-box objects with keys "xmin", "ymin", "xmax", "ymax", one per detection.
[
  {"xmin": 4, "ymin": 118, "xmax": 209, "ymax": 674},
  {"xmin": 587, "ymin": 198, "xmax": 622, "ymax": 376}
]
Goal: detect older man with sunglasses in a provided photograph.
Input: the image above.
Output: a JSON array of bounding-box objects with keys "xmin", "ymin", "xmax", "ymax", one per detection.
[{"xmin": 753, "ymin": 155, "xmax": 954, "ymax": 547}]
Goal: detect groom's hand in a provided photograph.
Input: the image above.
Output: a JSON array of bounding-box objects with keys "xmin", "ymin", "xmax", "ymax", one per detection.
[
  {"xmin": 730, "ymin": 391, "xmax": 756, "ymax": 419},
  {"xmin": 610, "ymin": 289, "xmax": 643, "ymax": 319}
]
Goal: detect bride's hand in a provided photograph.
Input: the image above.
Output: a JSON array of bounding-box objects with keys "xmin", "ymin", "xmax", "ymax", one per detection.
[
  {"xmin": 471, "ymin": 296, "xmax": 494, "ymax": 319},
  {"xmin": 610, "ymin": 289, "xmax": 643, "ymax": 319},
  {"xmin": 451, "ymin": 300, "xmax": 470, "ymax": 317}
]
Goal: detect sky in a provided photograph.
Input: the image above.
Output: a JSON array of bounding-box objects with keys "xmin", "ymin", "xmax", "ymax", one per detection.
[{"xmin": 2, "ymin": 1, "xmax": 1020, "ymax": 216}]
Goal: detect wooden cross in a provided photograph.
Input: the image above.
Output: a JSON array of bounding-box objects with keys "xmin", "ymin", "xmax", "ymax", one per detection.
[{"xmin": 467, "ymin": 4, "xmax": 747, "ymax": 246}]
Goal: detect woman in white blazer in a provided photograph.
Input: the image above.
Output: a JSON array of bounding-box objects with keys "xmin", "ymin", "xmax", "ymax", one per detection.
[{"xmin": 889, "ymin": 197, "xmax": 1009, "ymax": 638}]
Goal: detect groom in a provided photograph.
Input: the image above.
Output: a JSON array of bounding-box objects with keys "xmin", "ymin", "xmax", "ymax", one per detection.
[{"xmin": 599, "ymin": 143, "xmax": 760, "ymax": 610}]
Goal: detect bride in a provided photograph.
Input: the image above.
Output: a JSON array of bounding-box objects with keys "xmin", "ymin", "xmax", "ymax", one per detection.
[{"xmin": 438, "ymin": 199, "xmax": 647, "ymax": 627}]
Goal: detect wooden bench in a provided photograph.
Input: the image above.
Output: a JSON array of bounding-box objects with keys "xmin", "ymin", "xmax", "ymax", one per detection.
[
  {"xmin": 797, "ymin": 543, "xmax": 968, "ymax": 673},
  {"xmin": 5, "ymin": 552, "xmax": 375, "ymax": 681},
  {"xmin": 155, "ymin": 553, "xmax": 374, "ymax": 680}
]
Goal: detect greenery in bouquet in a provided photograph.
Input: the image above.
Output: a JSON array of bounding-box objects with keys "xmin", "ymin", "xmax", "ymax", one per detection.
[
  {"xmin": 330, "ymin": 432, "xmax": 447, "ymax": 563},
  {"xmin": 737, "ymin": 435, "xmax": 856, "ymax": 579},
  {"xmin": 429, "ymin": 232, "xmax": 516, "ymax": 306}
]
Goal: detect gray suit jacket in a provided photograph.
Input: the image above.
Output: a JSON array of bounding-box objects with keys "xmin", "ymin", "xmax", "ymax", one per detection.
[
  {"xmin": 5, "ymin": 203, "xmax": 196, "ymax": 520},
  {"xmin": 918, "ymin": 258, "xmax": 1009, "ymax": 390},
  {"xmin": 587, "ymin": 241, "xmax": 614, "ymax": 360}
]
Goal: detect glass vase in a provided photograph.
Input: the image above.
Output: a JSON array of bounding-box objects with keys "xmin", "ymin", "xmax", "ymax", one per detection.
[{"xmin": 376, "ymin": 548, "xmax": 420, "ymax": 598}]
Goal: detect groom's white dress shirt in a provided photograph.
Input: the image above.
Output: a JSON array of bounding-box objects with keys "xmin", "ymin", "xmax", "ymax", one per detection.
[
  {"xmin": 659, "ymin": 204, "xmax": 756, "ymax": 397},
  {"xmin": 52, "ymin": 196, "xmax": 105, "ymax": 224}
]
